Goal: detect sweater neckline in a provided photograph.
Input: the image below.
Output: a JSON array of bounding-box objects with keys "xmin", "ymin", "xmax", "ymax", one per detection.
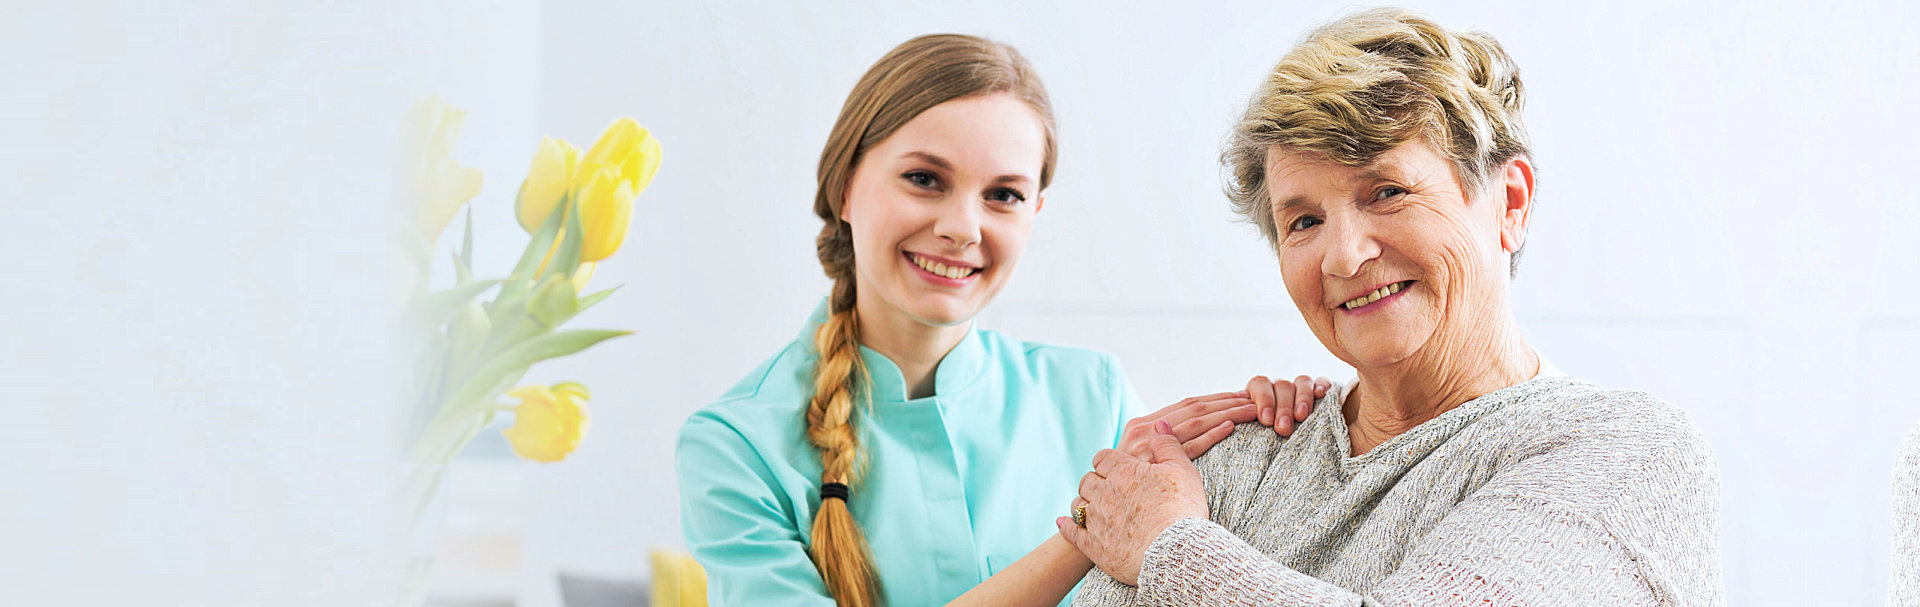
[{"xmin": 1328, "ymin": 352, "xmax": 1565, "ymax": 466}]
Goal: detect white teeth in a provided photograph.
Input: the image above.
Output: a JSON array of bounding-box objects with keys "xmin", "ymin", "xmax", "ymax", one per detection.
[
  {"xmin": 911, "ymin": 254, "xmax": 976, "ymax": 280},
  {"xmin": 1344, "ymin": 282, "xmax": 1407, "ymax": 310}
]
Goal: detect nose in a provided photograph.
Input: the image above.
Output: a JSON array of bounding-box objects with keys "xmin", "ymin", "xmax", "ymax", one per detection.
[
  {"xmin": 1320, "ymin": 212, "xmax": 1379, "ymax": 279},
  {"xmin": 935, "ymin": 200, "xmax": 982, "ymax": 248}
]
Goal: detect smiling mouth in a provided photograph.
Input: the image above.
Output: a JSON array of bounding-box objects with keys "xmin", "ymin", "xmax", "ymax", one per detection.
[
  {"xmin": 906, "ymin": 252, "xmax": 980, "ymax": 280},
  {"xmin": 1342, "ymin": 281, "xmax": 1414, "ymax": 310}
]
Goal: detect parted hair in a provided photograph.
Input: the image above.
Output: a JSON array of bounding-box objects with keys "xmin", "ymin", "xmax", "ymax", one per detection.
[
  {"xmin": 1224, "ymin": 8, "xmax": 1533, "ymax": 272},
  {"xmin": 806, "ymin": 33, "xmax": 1057, "ymax": 607}
]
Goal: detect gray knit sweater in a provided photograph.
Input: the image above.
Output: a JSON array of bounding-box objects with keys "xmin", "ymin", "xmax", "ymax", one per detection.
[
  {"xmin": 1073, "ymin": 375, "xmax": 1723, "ymax": 606},
  {"xmin": 1894, "ymin": 424, "xmax": 1920, "ymax": 606}
]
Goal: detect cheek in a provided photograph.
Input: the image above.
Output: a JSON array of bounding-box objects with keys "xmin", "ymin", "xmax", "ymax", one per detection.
[
  {"xmin": 985, "ymin": 213, "xmax": 1035, "ymax": 266},
  {"xmin": 1278, "ymin": 248, "xmax": 1320, "ymax": 310},
  {"xmin": 846, "ymin": 196, "xmax": 911, "ymax": 248},
  {"xmin": 1391, "ymin": 209, "xmax": 1481, "ymax": 279}
]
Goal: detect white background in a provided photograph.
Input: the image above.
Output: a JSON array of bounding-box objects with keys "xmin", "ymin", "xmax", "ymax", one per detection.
[{"xmin": 5, "ymin": 1, "xmax": 1918, "ymax": 606}]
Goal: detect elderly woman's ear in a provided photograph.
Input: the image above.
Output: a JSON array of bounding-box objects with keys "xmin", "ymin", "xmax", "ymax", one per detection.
[{"xmin": 1497, "ymin": 155, "xmax": 1537, "ymax": 259}]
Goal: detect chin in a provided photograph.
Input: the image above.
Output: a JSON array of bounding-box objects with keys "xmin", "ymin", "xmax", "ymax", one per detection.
[
  {"xmin": 1342, "ymin": 338, "xmax": 1421, "ymax": 370},
  {"xmin": 907, "ymin": 298, "xmax": 977, "ymax": 327},
  {"xmin": 912, "ymin": 311, "xmax": 973, "ymax": 328}
]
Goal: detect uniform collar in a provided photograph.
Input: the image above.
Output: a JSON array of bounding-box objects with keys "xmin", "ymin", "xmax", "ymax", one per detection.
[{"xmin": 799, "ymin": 298, "xmax": 988, "ymax": 404}]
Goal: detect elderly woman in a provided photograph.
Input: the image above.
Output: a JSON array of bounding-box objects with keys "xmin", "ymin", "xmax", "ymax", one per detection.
[{"xmin": 1057, "ymin": 9, "xmax": 1724, "ymax": 606}]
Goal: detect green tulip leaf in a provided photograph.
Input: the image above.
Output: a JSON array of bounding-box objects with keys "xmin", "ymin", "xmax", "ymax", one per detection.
[
  {"xmin": 440, "ymin": 299, "xmax": 493, "ymax": 391},
  {"xmin": 437, "ymin": 329, "xmax": 631, "ymax": 415},
  {"xmin": 499, "ymin": 200, "xmax": 569, "ymax": 303},
  {"xmin": 577, "ymin": 285, "xmax": 620, "ymax": 312},
  {"xmin": 538, "ymin": 198, "xmax": 585, "ymax": 283},
  {"xmin": 529, "ymin": 274, "xmax": 580, "ymax": 327},
  {"xmin": 398, "ymin": 278, "xmax": 503, "ymax": 333},
  {"xmin": 478, "ymin": 290, "xmax": 542, "ymax": 354},
  {"xmin": 454, "ymin": 209, "xmax": 475, "ymax": 284}
]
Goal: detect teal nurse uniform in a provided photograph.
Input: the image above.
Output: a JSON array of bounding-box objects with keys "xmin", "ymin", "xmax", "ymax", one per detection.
[{"xmin": 676, "ymin": 303, "xmax": 1146, "ymax": 606}]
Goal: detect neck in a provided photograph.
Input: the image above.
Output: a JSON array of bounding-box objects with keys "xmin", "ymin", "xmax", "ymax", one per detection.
[
  {"xmin": 1342, "ymin": 315, "xmax": 1536, "ymax": 456},
  {"xmin": 852, "ymin": 297, "xmax": 970, "ymax": 400}
]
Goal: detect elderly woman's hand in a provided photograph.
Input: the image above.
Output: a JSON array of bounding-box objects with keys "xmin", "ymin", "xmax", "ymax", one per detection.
[{"xmin": 1057, "ymin": 420, "xmax": 1209, "ymax": 586}]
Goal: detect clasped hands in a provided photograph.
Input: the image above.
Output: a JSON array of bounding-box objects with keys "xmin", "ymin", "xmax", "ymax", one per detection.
[{"xmin": 1057, "ymin": 375, "xmax": 1329, "ymax": 585}]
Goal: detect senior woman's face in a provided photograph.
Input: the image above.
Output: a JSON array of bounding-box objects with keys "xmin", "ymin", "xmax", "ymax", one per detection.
[{"xmin": 1266, "ymin": 140, "xmax": 1531, "ymax": 370}]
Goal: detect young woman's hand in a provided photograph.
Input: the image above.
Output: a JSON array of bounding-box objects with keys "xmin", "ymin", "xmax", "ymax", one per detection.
[
  {"xmin": 1245, "ymin": 374, "xmax": 1332, "ymax": 437},
  {"xmin": 1117, "ymin": 391, "xmax": 1257, "ymax": 460},
  {"xmin": 1117, "ymin": 374, "xmax": 1330, "ymax": 461}
]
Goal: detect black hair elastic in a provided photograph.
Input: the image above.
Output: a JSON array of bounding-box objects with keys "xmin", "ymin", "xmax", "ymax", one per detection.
[{"xmin": 820, "ymin": 482, "xmax": 851, "ymax": 502}]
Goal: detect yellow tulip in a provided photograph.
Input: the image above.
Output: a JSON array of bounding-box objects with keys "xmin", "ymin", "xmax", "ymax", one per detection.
[
  {"xmin": 518, "ymin": 118, "xmax": 660, "ymax": 261},
  {"xmin": 572, "ymin": 167, "xmax": 636, "ymax": 262},
  {"xmin": 650, "ymin": 548, "xmax": 709, "ymax": 607},
  {"xmin": 571, "ymin": 261, "xmax": 596, "ymax": 292},
  {"xmin": 502, "ymin": 383, "xmax": 589, "ymax": 463},
  {"xmin": 516, "ymin": 137, "xmax": 582, "ymax": 233},
  {"xmin": 402, "ymin": 96, "xmax": 484, "ymax": 244},
  {"xmin": 576, "ymin": 118, "xmax": 662, "ymax": 259},
  {"xmin": 583, "ymin": 117, "xmax": 664, "ymax": 195}
]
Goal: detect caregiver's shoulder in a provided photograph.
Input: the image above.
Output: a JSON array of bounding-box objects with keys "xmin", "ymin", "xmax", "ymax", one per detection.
[
  {"xmin": 979, "ymin": 328, "xmax": 1123, "ymax": 379},
  {"xmin": 682, "ymin": 338, "xmax": 816, "ymax": 433}
]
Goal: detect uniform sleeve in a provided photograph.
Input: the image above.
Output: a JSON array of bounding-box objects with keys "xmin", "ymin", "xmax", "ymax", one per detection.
[
  {"xmin": 676, "ymin": 413, "xmax": 838, "ymax": 607},
  {"xmin": 1121, "ymin": 394, "xmax": 1722, "ymax": 607},
  {"xmin": 1104, "ymin": 354, "xmax": 1148, "ymax": 449}
]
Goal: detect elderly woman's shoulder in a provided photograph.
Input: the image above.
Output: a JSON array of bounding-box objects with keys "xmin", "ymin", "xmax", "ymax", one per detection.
[{"xmin": 1499, "ymin": 377, "xmax": 1718, "ymax": 470}]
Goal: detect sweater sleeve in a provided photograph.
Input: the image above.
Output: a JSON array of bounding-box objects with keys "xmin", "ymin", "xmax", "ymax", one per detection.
[
  {"xmin": 1890, "ymin": 423, "xmax": 1920, "ymax": 607},
  {"xmin": 1123, "ymin": 391, "xmax": 1722, "ymax": 607},
  {"xmin": 676, "ymin": 414, "xmax": 839, "ymax": 607}
]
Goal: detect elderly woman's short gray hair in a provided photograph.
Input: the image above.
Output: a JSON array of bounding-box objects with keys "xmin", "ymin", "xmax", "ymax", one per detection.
[{"xmin": 1224, "ymin": 8, "xmax": 1534, "ymax": 273}]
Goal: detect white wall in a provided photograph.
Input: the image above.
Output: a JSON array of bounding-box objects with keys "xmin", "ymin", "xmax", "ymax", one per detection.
[
  {"xmin": 0, "ymin": 1, "xmax": 540, "ymax": 606},
  {"xmin": 7, "ymin": 1, "xmax": 1916, "ymax": 606}
]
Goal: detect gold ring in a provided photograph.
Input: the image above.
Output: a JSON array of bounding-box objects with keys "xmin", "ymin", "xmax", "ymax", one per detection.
[{"xmin": 1072, "ymin": 504, "xmax": 1087, "ymax": 528}]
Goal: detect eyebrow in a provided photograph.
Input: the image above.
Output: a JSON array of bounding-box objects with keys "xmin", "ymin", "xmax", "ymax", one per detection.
[
  {"xmin": 904, "ymin": 151, "xmax": 954, "ymax": 171},
  {"xmin": 1275, "ymin": 162, "xmax": 1404, "ymax": 210},
  {"xmin": 902, "ymin": 151, "xmax": 1035, "ymax": 185}
]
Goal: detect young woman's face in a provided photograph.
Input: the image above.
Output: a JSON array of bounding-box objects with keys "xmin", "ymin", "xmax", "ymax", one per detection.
[{"xmin": 841, "ymin": 93, "xmax": 1047, "ymax": 329}]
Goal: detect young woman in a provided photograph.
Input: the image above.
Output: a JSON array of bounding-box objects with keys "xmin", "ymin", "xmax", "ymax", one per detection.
[{"xmin": 675, "ymin": 34, "xmax": 1328, "ymax": 607}]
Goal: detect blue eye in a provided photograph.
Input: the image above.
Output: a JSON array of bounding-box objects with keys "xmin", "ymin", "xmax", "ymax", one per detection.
[
  {"xmin": 1288, "ymin": 215, "xmax": 1322, "ymax": 231},
  {"xmin": 1376, "ymin": 185, "xmax": 1407, "ymax": 200}
]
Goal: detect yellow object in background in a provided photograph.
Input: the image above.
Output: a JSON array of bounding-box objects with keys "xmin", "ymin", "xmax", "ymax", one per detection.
[
  {"xmin": 501, "ymin": 382, "xmax": 590, "ymax": 463},
  {"xmin": 573, "ymin": 117, "xmax": 659, "ymax": 262},
  {"xmin": 572, "ymin": 167, "xmax": 635, "ymax": 262},
  {"xmin": 650, "ymin": 548, "xmax": 709, "ymax": 607},
  {"xmin": 514, "ymin": 117, "xmax": 661, "ymax": 262},
  {"xmin": 402, "ymin": 95, "xmax": 485, "ymax": 245},
  {"xmin": 515, "ymin": 137, "xmax": 582, "ymax": 233}
]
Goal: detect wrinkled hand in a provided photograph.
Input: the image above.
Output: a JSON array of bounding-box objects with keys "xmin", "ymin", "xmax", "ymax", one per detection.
[
  {"xmin": 1058, "ymin": 420, "xmax": 1209, "ymax": 586},
  {"xmin": 1245, "ymin": 374, "xmax": 1332, "ymax": 437}
]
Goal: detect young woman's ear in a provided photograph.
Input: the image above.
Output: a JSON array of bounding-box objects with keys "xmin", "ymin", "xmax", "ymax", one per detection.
[{"xmin": 839, "ymin": 183, "xmax": 855, "ymax": 224}]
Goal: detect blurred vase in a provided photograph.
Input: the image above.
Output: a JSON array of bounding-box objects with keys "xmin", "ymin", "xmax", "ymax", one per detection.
[{"xmin": 393, "ymin": 462, "xmax": 452, "ymax": 607}]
